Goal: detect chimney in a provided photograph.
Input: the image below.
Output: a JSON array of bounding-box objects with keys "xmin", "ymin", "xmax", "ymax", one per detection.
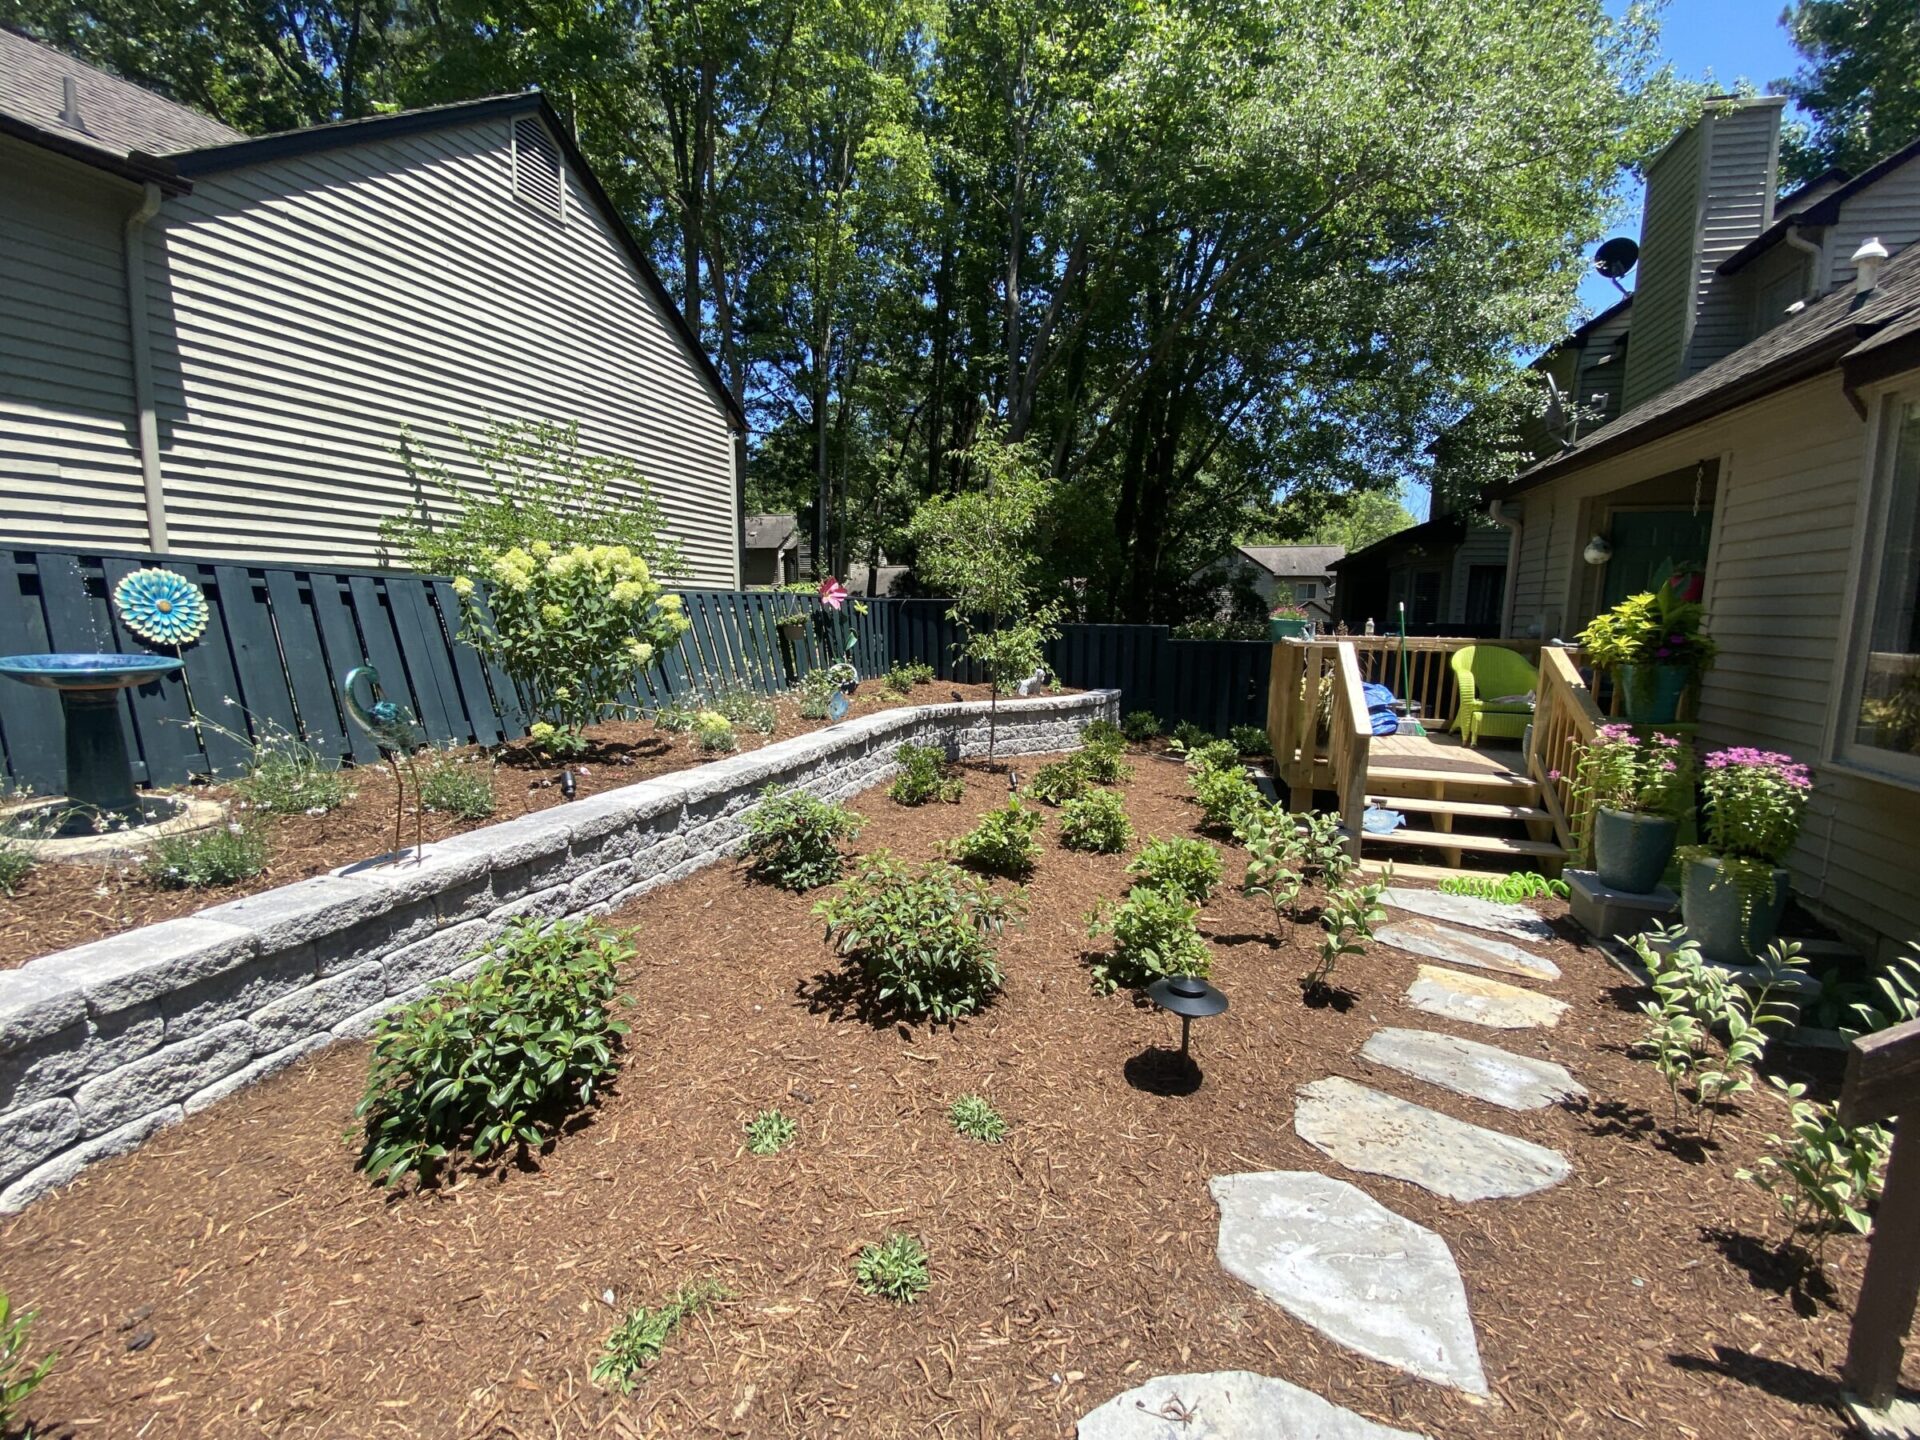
[
  {"xmin": 59, "ymin": 75, "xmax": 85, "ymax": 131},
  {"xmin": 1853, "ymin": 237, "xmax": 1889, "ymax": 296}
]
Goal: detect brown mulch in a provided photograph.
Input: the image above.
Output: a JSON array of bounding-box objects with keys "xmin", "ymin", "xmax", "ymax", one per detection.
[
  {"xmin": 0, "ymin": 753, "xmax": 1893, "ymax": 1439},
  {"xmin": 0, "ymin": 681, "xmax": 1008, "ymax": 968}
]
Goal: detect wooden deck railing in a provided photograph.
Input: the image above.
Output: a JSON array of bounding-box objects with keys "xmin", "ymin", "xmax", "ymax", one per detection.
[
  {"xmin": 1328, "ymin": 642, "xmax": 1371, "ymax": 860},
  {"xmin": 1527, "ymin": 646, "xmax": 1605, "ymax": 858},
  {"xmin": 1267, "ymin": 639, "xmax": 1372, "ymax": 857}
]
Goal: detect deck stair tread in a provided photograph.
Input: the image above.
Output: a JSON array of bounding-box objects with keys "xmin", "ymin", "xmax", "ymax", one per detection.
[
  {"xmin": 1364, "ymin": 828, "xmax": 1564, "ymax": 859},
  {"xmin": 1368, "ymin": 794, "xmax": 1550, "ymax": 823}
]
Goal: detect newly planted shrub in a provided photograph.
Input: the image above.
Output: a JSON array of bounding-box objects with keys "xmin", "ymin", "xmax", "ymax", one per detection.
[
  {"xmin": 1304, "ymin": 878, "xmax": 1387, "ymax": 997},
  {"xmin": 742, "ymin": 785, "xmax": 863, "ymax": 891},
  {"xmin": 1739, "ymin": 1078, "xmax": 1892, "ymax": 1257},
  {"xmin": 693, "ymin": 711, "xmax": 738, "ymax": 752},
  {"xmin": 1082, "ymin": 718, "xmax": 1124, "ymax": 747},
  {"xmin": 357, "ymin": 918, "xmax": 632, "ymax": 1186},
  {"xmin": 653, "ymin": 703, "xmax": 696, "ymax": 732},
  {"xmin": 1243, "ymin": 809, "xmax": 1355, "ymax": 915},
  {"xmin": 814, "ymin": 853, "xmax": 1021, "ymax": 1021},
  {"xmin": 1027, "ymin": 759, "xmax": 1090, "ymax": 807},
  {"xmin": 0, "ymin": 1290, "xmax": 56, "ymax": 1435},
  {"xmin": 889, "ymin": 744, "xmax": 963, "ymax": 805},
  {"xmin": 1086, "ymin": 885, "xmax": 1211, "ymax": 994},
  {"xmin": 1169, "ymin": 720, "xmax": 1212, "ymax": 752},
  {"xmin": 143, "ymin": 821, "xmax": 267, "ymax": 889},
  {"xmin": 953, "ymin": 799, "xmax": 1044, "ymax": 876},
  {"xmin": 744, "ymin": 1108, "xmax": 798, "ymax": 1156},
  {"xmin": 1128, "ymin": 837, "xmax": 1222, "ymax": 903},
  {"xmin": 1189, "ymin": 763, "xmax": 1261, "ymax": 832},
  {"xmin": 417, "ymin": 747, "xmax": 496, "ymax": 819},
  {"xmin": 1182, "ymin": 738, "xmax": 1241, "ymax": 773},
  {"xmin": 1075, "ymin": 735, "xmax": 1133, "ymax": 785},
  {"xmin": 1122, "ymin": 710, "xmax": 1162, "ymax": 743},
  {"xmin": 1228, "ymin": 723, "xmax": 1271, "ymax": 756},
  {"xmin": 233, "ymin": 725, "xmax": 354, "ymax": 815},
  {"xmin": 884, "ymin": 661, "xmax": 935, "ymax": 694},
  {"xmin": 948, "ymin": 1094, "xmax": 1008, "ymax": 1143},
  {"xmin": 1438, "ymin": 871, "xmax": 1570, "ymax": 902},
  {"xmin": 855, "ymin": 1234, "xmax": 930, "ymax": 1304},
  {"xmin": 591, "ymin": 1278, "xmax": 726, "ymax": 1393},
  {"xmin": 1058, "ymin": 788, "xmax": 1133, "ymax": 854}
]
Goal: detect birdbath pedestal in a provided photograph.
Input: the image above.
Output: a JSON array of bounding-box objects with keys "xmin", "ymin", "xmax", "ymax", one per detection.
[{"xmin": 0, "ymin": 653, "xmax": 184, "ymax": 826}]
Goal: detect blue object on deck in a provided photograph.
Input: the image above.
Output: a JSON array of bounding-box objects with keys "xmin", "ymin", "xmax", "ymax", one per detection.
[
  {"xmin": 1363, "ymin": 806, "xmax": 1407, "ymax": 835},
  {"xmin": 1361, "ymin": 682, "xmax": 1401, "ymax": 735}
]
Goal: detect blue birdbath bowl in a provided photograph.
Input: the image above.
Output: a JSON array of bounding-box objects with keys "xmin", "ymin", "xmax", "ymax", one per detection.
[{"xmin": 0, "ymin": 654, "xmax": 184, "ymax": 820}]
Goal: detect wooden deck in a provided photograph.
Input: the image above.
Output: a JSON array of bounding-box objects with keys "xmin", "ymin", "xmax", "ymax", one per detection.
[{"xmin": 1367, "ymin": 729, "xmax": 1528, "ymax": 779}]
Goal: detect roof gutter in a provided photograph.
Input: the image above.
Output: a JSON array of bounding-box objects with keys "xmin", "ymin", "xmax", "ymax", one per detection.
[{"xmin": 0, "ymin": 113, "xmax": 190, "ymax": 193}]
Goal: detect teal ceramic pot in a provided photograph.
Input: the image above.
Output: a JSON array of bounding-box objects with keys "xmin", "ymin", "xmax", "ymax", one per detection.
[
  {"xmin": 1618, "ymin": 662, "xmax": 1690, "ymax": 724},
  {"xmin": 1593, "ymin": 808, "xmax": 1678, "ymax": 894},
  {"xmin": 1267, "ymin": 617, "xmax": 1310, "ymax": 642},
  {"xmin": 1681, "ymin": 856, "xmax": 1790, "ymax": 964}
]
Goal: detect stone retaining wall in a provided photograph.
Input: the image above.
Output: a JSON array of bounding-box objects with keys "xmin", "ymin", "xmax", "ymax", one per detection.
[{"xmin": 0, "ymin": 691, "xmax": 1116, "ymax": 1211}]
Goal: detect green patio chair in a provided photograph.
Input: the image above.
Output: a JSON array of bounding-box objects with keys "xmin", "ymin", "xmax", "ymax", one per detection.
[{"xmin": 1449, "ymin": 645, "xmax": 1538, "ymax": 747}]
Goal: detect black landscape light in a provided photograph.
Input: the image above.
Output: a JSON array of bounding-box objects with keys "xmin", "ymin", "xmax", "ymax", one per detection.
[
  {"xmin": 560, "ymin": 769, "xmax": 577, "ymax": 800},
  {"xmin": 1146, "ymin": 974, "xmax": 1228, "ymax": 1066}
]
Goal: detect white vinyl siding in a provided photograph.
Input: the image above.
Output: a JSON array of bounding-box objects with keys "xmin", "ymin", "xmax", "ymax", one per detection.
[
  {"xmin": 0, "ymin": 141, "xmax": 149, "ymax": 549},
  {"xmin": 1622, "ymin": 125, "xmax": 1702, "ymax": 413},
  {"xmin": 1823, "ymin": 154, "xmax": 1920, "ymax": 294},
  {"xmin": 1688, "ymin": 102, "xmax": 1780, "ymax": 373},
  {"xmin": 147, "ymin": 118, "xmax": 738, "ymax": 582}
]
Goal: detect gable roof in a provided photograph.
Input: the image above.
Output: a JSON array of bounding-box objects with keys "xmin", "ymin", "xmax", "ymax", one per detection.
[
  {"xmin": 1501, "ymin": 242, "xmax": 1920, "ymax": 495},
  {"xmin": 0, "ymin": 28, "xmax": 242, "ymax": 157},
  {"xmin": 744, "ymin": 514, "xmax": 798, "ymax": 551},
  {"xmin": 1720, "ymin": 140, "xmax": 1920, "ymax": 277},
  {"xmin": 1235, "ymin": 545, "xmax": 1345, "ymax": 578},
  {"xmin": 1330, "ymin": 515, "xmax": 1463, "ymax": 569}
]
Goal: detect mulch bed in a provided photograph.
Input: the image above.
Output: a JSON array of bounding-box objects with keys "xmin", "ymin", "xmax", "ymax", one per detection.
[
  {"xmin": 0, "ymin": 752, "xmax": 1893, "ymax": 1438},
  {"xmin": 0, "ymin": 681, "xmax": 1008, "ymax": 969}
]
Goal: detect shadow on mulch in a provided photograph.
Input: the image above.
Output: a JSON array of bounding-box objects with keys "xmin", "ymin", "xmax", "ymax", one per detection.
[
  {"xmin": 1571, "ymin": 1096, "xmax": 1659, "ymax": 1141},
  {"xmin": 1122, "ymin": 1045, "xmax": 1203, "ymax": 1096},
  {"xmin": 1702, "ymin": 1225, "xmax": 1843, "ymax": 1317},
  {"xmin": 1669, "ymin": 1342, "xmax": 1840, "ymax": 1407},
  {"xmin": 1300, "ymin": 978, "xmax": 1357, "ymax": 1012},
  {"xmin": 495, "ymin": 734, "xmax": 675, "ymax": 770},
  {"xmin": 793, "ymin": 966, "xmax": 986, "ymax": 1035}
]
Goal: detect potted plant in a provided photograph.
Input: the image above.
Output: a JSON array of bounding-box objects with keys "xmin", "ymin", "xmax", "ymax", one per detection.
[
  {"xmin": 1576, "ymin": 580, "xmax": 1716, "ymax": 724},
  {"xmin": 1267, "ymin": 603, "xmax": 1312, "ymax": 642},
  {"xmin": 1573, "ymin": 723, "xmax": 1688, "ymax": 893},
  {"xmin": 1681, "ymin": 747, "xmax": 1812, "ymax": 963}
]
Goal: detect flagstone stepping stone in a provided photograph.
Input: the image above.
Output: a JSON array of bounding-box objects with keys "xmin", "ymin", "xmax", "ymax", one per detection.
[
  {"xmin": 1375, "ymin": 917, "xmax": 1561, "ymax": 982},
  {"xmin": 1077, "ymin": 1370, "xmax": 1428, "ymax": 1439},
  {"xmin": 1360, "ymin": 1027, "xmax": 1585, "ymax": 1111},
  {"xmin": 1211, "ymin": 1171, "xmax": 1487, "ymax": 1395},
  {"xmin": 1406, "ymin": 964, "xmax": 1568, "ymax": 1030},
  {"xmin": 1383, "ymin": 887, "xmax": 1556, "ymax": 943},
  {"xmin": 1294, "ymin": 1077, "xmax": 1572, "ymax": 1201}
]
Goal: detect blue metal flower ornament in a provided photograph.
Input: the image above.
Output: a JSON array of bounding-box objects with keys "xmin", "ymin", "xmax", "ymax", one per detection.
[{"xmin": 113, "ymin": 568, "xmax": 209, "ymax": 646}]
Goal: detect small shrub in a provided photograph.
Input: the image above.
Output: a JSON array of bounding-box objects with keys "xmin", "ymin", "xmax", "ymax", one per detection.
[
  {"xmin": 795, "ymin": 668, "xmax": 841, "ymax": 719},
  {"xmin": 143, "ymin": 821, "xmax": 267, "ymax": 889},
  {"xmin": 1169, "ymin": 720, "xmax": 1212, "ymax": 752},
  {"xmin": 1243, "ymin": 809, "xmax": 1355, "ymax": 915},
  {"xmin": 1128, "ymin": 837, "xmax": 1222, "ymax": 903},
  {"xmin": 948, "ymin": 1094, "xmax": 1008, "ymax": 1143},
  {"xmin": 653, "ymin": 703, "xmax": 695, "ymax": 732},
  {"xmin": 889, "ymin": 744, "xmax": 963, "ymax": 805},
  {"xmin": 1182, "ymin": 738, "xmax": 1241, "ymax": 773},
  {"xmin": 1082, "ymin": 718, "xmax": 1124, "ymax": 747},
  {"xmin": 1305, "ymin": 878, "xmax": 1386, "ymax": 995},
  {"xmin": 744, "ymin": 1108, "xmax": 797, "ymax": 1156},
  {"xmin": 1228, "ymin": 723, "xmax": 1271, "ymax": 756},
  {"xmin": 814, "ymin": 853, "xmax": 1021, "ymax": 1021},
  {"xmin": 1086, "ymin": 884, "xmax": 1211, "ymax": 994},
  {"xmin": 417, "ymin": 748, "xmax": 496, "ymax": 819},
  {"xmin": 1190, "ymin": 764, "xmax": 1262, "ymax": 832},
  {"xmin": 0, "ymin": 1290, "xmax": 55, "ymax": 1434},
  {"xmin": 693, "ymin": 711, "xmax": 738, "ymax": 752},
  {"xmin": 357, "ymin": 917, "xmax": 632, "ymax": 1186},
  {"xmin": 1122, "ymin": 710, "xmax": 1161, "ymax": 743},
  {"xmin": 1058, "ymin": 789, "xmax": 1133, "ymax": 854},
  {"xmin": 1438, "ymin": 871, "xmax": 1570, "ymax": 902},
  {"xmin": 855, "ymin": 1233, "xmax": 930, "ymax": 1304},
  {"xmin": 1738, "ymin": 1077, "xmax": 1892, "ymax": 1258},
  {"xmin": 1076, "ymin": 735, "xmax": 1133, "ymax": 785},
  {"xmin": 233, "ymin": 727, "xmax": 354, "ymax": 816},
  {"xmin": 953, "ymin": 799, "xmax": 1044, "ymax": 877},
  {"xmin": 1027, "ymin": 759, "xmax": 1090, "ymax": 806},
  {"xmin": 884, "ymin": 661, "xmax": 935, "ymax": 695},
  {"xmin": 742, "ymin": 785, "xmax": 863, "ymax": 891},
  {"xmin": 0, "ymin": 843, "xmax": 29, "ymax": 898},
  {"xmin": 591, "ymin": 1278, "xmax": 726, "ymax": 1393},
  {"xmin": 712, "ymin": 686, "xmax": 778, "ymax": 734}
]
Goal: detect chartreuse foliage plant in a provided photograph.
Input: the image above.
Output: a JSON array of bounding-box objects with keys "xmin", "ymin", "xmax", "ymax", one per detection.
[
  {"xmin": 0, "ymin": 1289, "xmax": 55, "ymax": 1434},
  {"xmin": 693, "ymin": 711, "xmax": 738, "ymax": 752},
  {"xmin": 742, "ymin": 785, "xmax": 863, "ymax": 891},
  {"xmin": 814, "ymin": 853, "xmax": 1022, "ymax": 1021},
  {"xmin": 1123, "ymin": 711, "xmax": 1162, "ymax": 742},
  {"xmin": 1058, "ymin": 788, "xmax": 1133, "ymax": 854},
  {"xmin": 953, "ymin": 799, "xmax": 1044, "ymax": 877},
  {"xmin": 357, "ymin": 918, "xmax": 632, "ymax": 1186},
  {"xmin": 744, "ymin": 1108, "xmax": 798, "ymax": 1156},
  {"xmin": 948, "ymin": 1094, "xmax": 1008, "ymax": 1143},
  {"xmin": 889, "ymin": 744, "xmax": 963, "ymax": 805},
  {"xmin": 1128, "ymin": 837, "xmax": 1222, "ymax": 903},
  {"xmin": 856, "ymin": 1233, "xmax": 930, "ymax": 1304},
  {"xmin": 1086, "ymin": 885, "xmax": 1212, "ymax": 994},
  {"xmin": 591, "ymin": 1278, "xmax": 727, "ymax": 1393},
  {"xmin": 459, "ymin": 540, "xmax": 689, "ymax": 756},
  {"xmin": 1438, "ymin": 871, "xmax": 1569, "ymax": 902}
]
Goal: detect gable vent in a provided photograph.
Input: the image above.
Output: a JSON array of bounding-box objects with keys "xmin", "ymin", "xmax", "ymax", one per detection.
[{"xmin": 512, "ymin": 117, "xmax": 564, "ymax": 222}]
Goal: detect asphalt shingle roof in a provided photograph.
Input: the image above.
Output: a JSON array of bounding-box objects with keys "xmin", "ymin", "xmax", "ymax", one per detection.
[
  {"xmin": 0, "ymin": 29, "xmax": 242, "ymax": 161},
  {"xmin": 1236, "ymin": 545, "xmax": 1345, "ymax": 578}
]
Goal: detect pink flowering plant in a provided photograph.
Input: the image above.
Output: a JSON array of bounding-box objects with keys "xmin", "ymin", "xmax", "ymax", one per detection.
[
  {"xmin": 1699, "ymin": 748, "xmax": 1812, "ymax": 865},
  {"xmin": 1574, "ymin": 723, "xmax": 1688, "ymax": 816}
]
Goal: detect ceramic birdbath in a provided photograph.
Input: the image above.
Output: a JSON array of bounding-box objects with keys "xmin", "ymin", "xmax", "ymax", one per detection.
[{"xmin": 0, "ymin": 653, "xmax": 183, "ymax": 822}]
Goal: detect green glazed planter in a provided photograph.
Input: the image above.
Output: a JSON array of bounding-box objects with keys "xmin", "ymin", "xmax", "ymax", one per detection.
[
  {"xmin": 1618, "ymin": 662, "xmax": 1690, "ymax": 724},
  {"xmin": 1680, "ymin": 855, "xmax": 1790, "ymax": 965},
  {"xmin": 1592, "ymin": 808, "xmax": 1678, "ymax": 895},
  {"xmin": 1267, "ymin": 617, "xmax": 1310, "ymax": 642}
]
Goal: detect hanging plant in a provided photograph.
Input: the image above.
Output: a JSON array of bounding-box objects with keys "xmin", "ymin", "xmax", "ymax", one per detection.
[{"xmin": 113, "ymin": 567, "xmax": 209, "ymax": 646}]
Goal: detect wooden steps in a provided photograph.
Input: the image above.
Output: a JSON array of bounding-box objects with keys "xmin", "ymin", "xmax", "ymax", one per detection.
[
  {"xmin": 1359, "ymin": 747, "xmax": 1565, "ymax": 875},
  {"xmin": 1368, "ymin": 793, "xmax": 1550, "ymax": 824},
  {"xmin": 1365, "ymin": 764, "xmax": 1538, "ymax": 797},
  {"xmin": 1364, "ymin": 828, "xmax": 1565, "ymax": 860}
]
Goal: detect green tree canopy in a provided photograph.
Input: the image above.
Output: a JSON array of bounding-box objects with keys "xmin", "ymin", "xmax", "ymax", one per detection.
[{"xmin": 1778, "ymin": 0, "xmax": 1920, "ymax": 186}]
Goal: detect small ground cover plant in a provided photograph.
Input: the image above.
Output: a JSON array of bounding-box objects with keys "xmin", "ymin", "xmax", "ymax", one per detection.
[
  {"xmin": 888, "ymin": 743, "xmax": 963, "ymax": 805},
  {"xmin": 815, "ymin": 853, "xmax": 1021, "ymax": 1021},
  {"xmin": 1027, "ymin": 758, "xmax": 1090, "ymax": 806},
  {"xmin": 693, "ymin": 711, "xmax": 738, "ymax": 752},
  {"xmin": 1438, "ymin": 871, "xmax": 1569, "ymax": 902},
  {"xmin": 1303, "ymin": 877, "xmax": 1386, "ymax": 1003},
  {"xmin": 416, "ymin": 747, "xmax": 496, "ymax": 819},
  {"xmin": 0, "ymin": 1289, "xmax": 56, "ymax": 1435},
  {"xmin": 795, "ymin": 667, "xmax": 841, "ymax": 718},
  {"xmin": 231, "ymin": 723, "xmax": 355, "ymax": 816},
  {"xmin": 357, "ymin": 918, "xmax": 632, "ymax": 1186},
  {"xmin": 1228, "ymin": 724, "xmax": 1271, "ymax": 756},
  {"xmin": 884, "ymin": 661, "xmax": 936, "ymax": 694},
  {"xmin": 591, "ymin": 1278, "xmax": 726, "ymax": 1393},
  {"xmin": 653, "ymin": 703, "xmax": 695, "ymax": 732},
  {"xmin": 1058, "ymin": 788, "xmax": 1133, "ymax": 854},
  {"xmin": 1128, "ymin": 836, "xmax": 1221, "ymax": 902},
  {"xmin": 143, "ymin": 820, "xmax": 267, "ymax": 890},
  {"xmin": 1086, "ymin": 884, "xmax": 1211, "ymax": 993},
  {"xmin": 855, "ymin": 1234, "xmax": 930, "ymax": 1304},
  {"xmin": 742, "ymin": 785, "xmax": 863, "ymax": 891},
  {"xmin": 948, "ymin": 1094, "xmax": 1008, "ymax": 1143},
  {"xmin": 744, "ymin": 1108, "xmax": 797, "ymax": 1156},
  {"xmin": 953, "ymin": 798, "xmax": 1045, "ymax": 876},
  {"xmin": 1122, "ymin": 710, "xmax": 1161, "ymax": 743},
  {"xmin": 711, "ymin": 685, "xmax": 778, "ymax": 734}
]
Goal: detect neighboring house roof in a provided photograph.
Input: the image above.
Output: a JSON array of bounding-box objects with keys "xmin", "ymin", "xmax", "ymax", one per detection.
[
  {"xmin": 1501, "ymin": 243, "xmax": 1920, "ymax": 495},
  {"xmin": 1329, "ymin": 515, "xmax": 1464, "ymax": 569},
  {"xmin": 744, "ymin": 514, "xmax": 798, "ymax": 551},
  {"xmin": 1719, "ymin": 141, "xmax": 1920, "ymax": 277},
  {"xmin": 1233, "ymin": 545, "xmax": 1345, "ymax": 579}
]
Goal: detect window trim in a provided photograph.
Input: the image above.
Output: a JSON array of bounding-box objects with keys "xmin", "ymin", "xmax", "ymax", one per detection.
[{"xmin": 1828, "ymin": 381, "xmax": 1920, "ymax": 793}]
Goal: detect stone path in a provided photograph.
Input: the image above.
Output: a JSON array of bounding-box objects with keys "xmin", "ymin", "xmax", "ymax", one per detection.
[
  {"xmin": 1382, "ymin": 887, "xmax": 1556, "ymax": 943},
  {"xmin": 1210, "ymin": 1171, "xmax": 1489, "ymax": 1395},
  {"xmin": 1375, "ymin": 917, "xmax": 1561, "ymax": 982},
  {"xmin": 1293, "ymin": 1077, "xmax": 1572, "ymax": 1202},
  {"xmin": 1077, "ymin": 1370, "xmax": 1428, "ymax": 1438},
  {"xmin": 1406, "ymin": 963, "xmax": 1568, "ymax": 1030},
  {"xmin": 1360, "ymin": 1027, "xmax": 1585, "ymax": 1111}
]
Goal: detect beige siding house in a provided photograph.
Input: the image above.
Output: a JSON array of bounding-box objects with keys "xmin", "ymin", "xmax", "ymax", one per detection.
[
  {"xmin": 0, "ymin": 31, "xmax": 745, "ymax": 584},
  {"xmin": 1495, "ymin": 103, "xmax": 1920, "ymax": 960}
]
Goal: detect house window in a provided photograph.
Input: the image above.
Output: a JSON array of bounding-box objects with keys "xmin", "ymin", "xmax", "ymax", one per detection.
[
  {"xmin": 1841, "ymin": 393, "xmax": 1920, "ymax": 783},
  {"xmin": 1293, "ymin": 581, "xmax": 1320, "ymax": 602},
  {"xmin": 512, "ymin": 117, "xmax": 565, "ymax": 222}
]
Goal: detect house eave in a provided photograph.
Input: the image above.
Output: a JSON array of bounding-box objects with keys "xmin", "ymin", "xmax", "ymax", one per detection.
[{"xmin": 0, "ymin": 112, "xmax": 190, "ymax": 193}]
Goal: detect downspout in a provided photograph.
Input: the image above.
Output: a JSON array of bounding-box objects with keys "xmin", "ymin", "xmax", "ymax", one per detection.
[
  {"xmin": 1488, "ymin": 496, "xmax": 1522, "ymax": 637},
  {"xmin": 123, "ymin": 182, "xmax": 167, "ymax": 552},
  {"xmin": 1783, "ymin": 224, "xmax": 1824, "ymax": 297}
]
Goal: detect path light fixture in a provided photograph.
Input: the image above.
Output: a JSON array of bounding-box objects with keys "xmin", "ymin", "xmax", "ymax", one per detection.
[
  {"xmin": 560, "ymin": 769, "xmax": 577, "ymax": 801},
  {"xmin": 1146, "ymin": 973, "xmax": 1229, "ymax": 1071}
]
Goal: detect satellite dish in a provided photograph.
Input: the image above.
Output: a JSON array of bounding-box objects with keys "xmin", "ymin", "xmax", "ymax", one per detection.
[{"xmin": 1594, "ymin": 236, "xmax": 1639, "ymax": 295}]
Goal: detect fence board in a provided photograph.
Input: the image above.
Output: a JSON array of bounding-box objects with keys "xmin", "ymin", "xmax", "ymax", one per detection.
[
  {"xmin": 178, "ymin": 568, "xmax": 253, "ymax": 777},
  {"xmin": 308, "ymin": 573, "xmax": 382, "ymax": 766},
  {"xmin": 344, "ymin": 577, "xmax": 416, "ymax": 743},
  {"xmin": 430, "ymin": 580, "xmax": 503, "ymax": 749},
  {"xmin": 213, "ymin": 566, "xmax": 301, "ymax": 751},
  {"xmin": 98, "ymin": 555, "xmax": 203, "ymax": 787},
  {"xmin": 0, "ymin": 554, "xmax": 65, "ymax": 793},
  {"xmin": 385, "ymin": 579, "xmax": 462, "ymax": 745},
  {"xmin": 264, "ymin": 571, "xmax": 350, "ymax": 759}
]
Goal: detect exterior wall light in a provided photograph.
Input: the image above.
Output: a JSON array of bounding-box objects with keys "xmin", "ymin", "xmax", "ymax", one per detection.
[{"xmin": 1583, "ymin": 534, "xmax": 1613, "ymax": 566}]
